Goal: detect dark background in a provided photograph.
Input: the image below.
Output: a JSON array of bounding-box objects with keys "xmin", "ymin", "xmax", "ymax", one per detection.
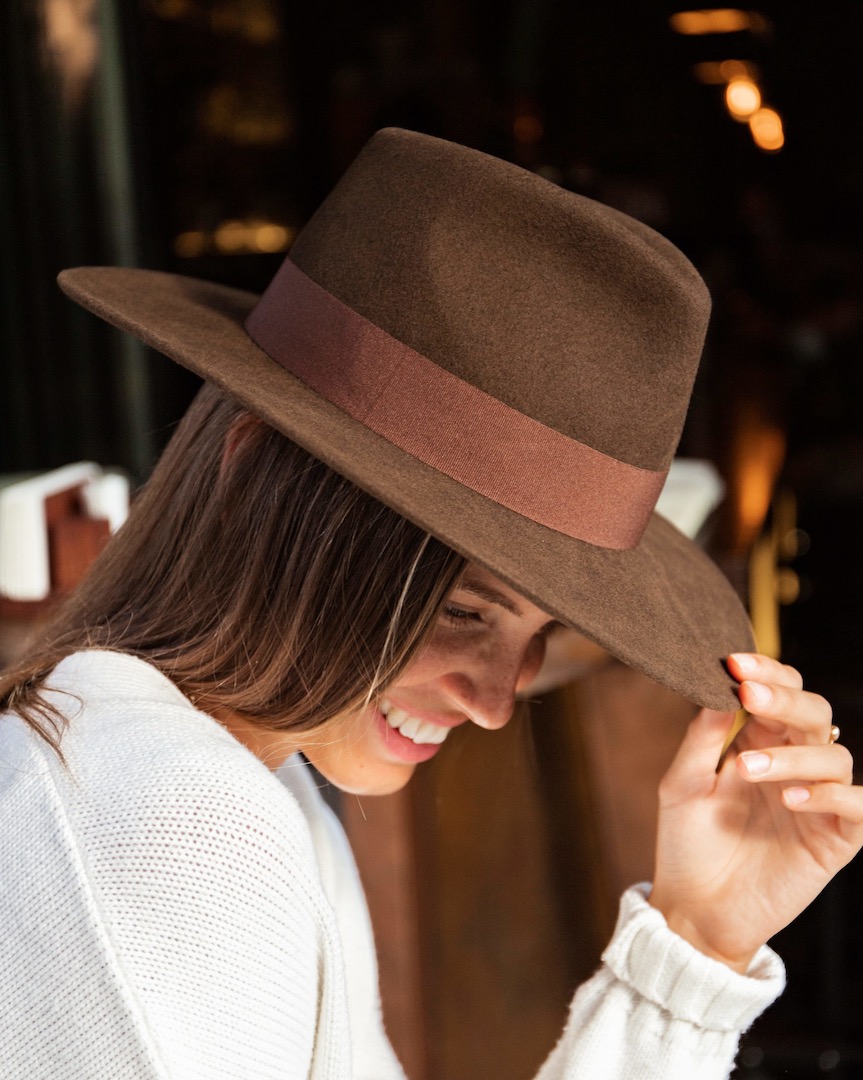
[{"xmin": 2, "ymin": 2, "xmax": 862, "ymax": 1075}]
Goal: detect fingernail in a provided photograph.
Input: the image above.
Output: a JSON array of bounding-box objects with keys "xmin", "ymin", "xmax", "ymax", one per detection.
[
  {"xmin": 740, "ymin": 751, "xmax": 771, "ymax": 776},
  {"xmin": 731, "ymin": 653, "xmax": 757, "ymax": 674},
  {"xmin": 745, "ymin": 681, "xmax": 772, "ymax": 707},
  {"xmin": 783, "ymin": 787, "xmax": 811, "ymax": 806}
]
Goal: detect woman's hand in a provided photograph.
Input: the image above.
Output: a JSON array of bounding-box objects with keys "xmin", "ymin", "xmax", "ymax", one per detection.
[{"xmin": 649, "ymin": 653, "xmax": 863, "ymax": 973}]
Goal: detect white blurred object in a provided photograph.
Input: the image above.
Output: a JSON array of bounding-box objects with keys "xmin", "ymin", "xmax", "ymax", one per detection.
[
  {"xmin": 0, "ymin": 463, "xmax": 129, "ymax": 602},
  {"xmin": 655, "ymin": 459, "xmax": 725, "ymax": 539},
  {"xmin": 81, "ymin": 472, "xmax": 130, "ymax": 533}
]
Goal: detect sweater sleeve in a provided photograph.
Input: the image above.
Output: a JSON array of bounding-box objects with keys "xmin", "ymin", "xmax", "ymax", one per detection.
[{"xmin": 534, "ymin": 884, "xmax": 785, "ymax": 1080}]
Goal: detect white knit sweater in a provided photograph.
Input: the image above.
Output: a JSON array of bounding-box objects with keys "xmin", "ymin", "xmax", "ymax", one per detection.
[{"xmin": 0, "ymin": 651, "xmax": 785, "ymax": 1078}]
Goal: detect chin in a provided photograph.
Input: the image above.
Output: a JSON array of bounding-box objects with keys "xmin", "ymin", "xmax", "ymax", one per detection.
[{"xmin": 309, "ymin": 757, "xmax": 418, "ymax": 797}]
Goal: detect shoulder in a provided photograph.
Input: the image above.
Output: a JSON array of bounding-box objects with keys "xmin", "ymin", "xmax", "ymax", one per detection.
[{"xmin": 38, "ymin": 651, "xmax": 326, "ymax": 910}]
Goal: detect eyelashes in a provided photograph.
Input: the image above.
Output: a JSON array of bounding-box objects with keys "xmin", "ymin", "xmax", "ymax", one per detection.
[
  {"xmin": 442, "ymin": 605, "xmax": 483, "ymax": 626},
  {"xmin": 441, "ymin": 605, "xmax": 562, "ymax": 638}
]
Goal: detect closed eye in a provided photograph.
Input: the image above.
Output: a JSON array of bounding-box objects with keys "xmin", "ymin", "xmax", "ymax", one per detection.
[{"xmin": 442, "ymin": 605, "xmax": 484, "ymax": 625}]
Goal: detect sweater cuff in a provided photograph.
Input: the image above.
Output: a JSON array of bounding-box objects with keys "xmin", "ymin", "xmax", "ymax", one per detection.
[{"xmin": 602, "ymin": 884, "xmax": 786, "ymax": 1032}]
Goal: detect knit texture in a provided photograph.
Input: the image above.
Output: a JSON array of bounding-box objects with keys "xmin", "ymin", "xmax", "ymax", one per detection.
[{"xmin": 0, "ymin": 651, "xmax": 784, "ymax": 1078}]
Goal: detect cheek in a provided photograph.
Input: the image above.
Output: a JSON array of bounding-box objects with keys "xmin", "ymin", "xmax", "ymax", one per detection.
[
  {"xmin": 394, "ymin": 634, "xmax": 466, "ymax": 687},
  {"xmin": 394, "ymin": 628, "xmax": 544, "ymax": 694}
]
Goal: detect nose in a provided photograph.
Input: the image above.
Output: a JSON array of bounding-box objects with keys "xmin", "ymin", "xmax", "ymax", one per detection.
[{"xmin": 448, "ymin": 634, "xmax": 547, "ymax": 731}]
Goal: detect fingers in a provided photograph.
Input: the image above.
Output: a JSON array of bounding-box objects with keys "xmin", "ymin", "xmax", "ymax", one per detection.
[
  {"xmin": 739, "ymin": 741, "xmax": 863, "ymax": 844},
  {"xmin": 738, "ymin": 743, "xmax": 854, "ymax": 786},
  {"xmin": 738, "ymin": 681, "xmax": 833, "ymax": 744},
  {"xmin": 781, "ymin": 782, "xmax": 863, "ymax": 826},
  {"xmin": 729, "ymin": 654, "xmax": 833, "ymax": 746},
  {"xmin": 728, "ymin": 653, "xmax": 803, "ymax": 690}
]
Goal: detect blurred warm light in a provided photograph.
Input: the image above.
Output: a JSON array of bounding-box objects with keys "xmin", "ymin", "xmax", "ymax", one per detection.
[
  {"xmin": 693, "ymin": 59, "xmax": 761, "ymax": 85},
  {"xmin": 749, "ymin": 106, "xmax": 784, "ymax": 151},
  {"xmin": 738, "ymin": 444, "xmax": 783, "ymax": 536},
  {"xmin": 214, "ymin": 220, "xmax": 248, "ymax": 253},
  {"xmin": 670, "ymin": 9, "xmax": 768, "ymax": 35},
  {"xmin": 513, "ymin": 115, "xmax": 543, "ymax": 143},
  {"xmin": 748, "ymin": 489, "xmax": 797, "ymax": 659},
  {"xmin": 735, "ymin": 422, "xmax": 786, "ymax": 544},
  {"xmin": 775, "ymin": 567, "xmax": 801, "ymax": 606},
  {"xmin": 203, "ymin": 84, "xmax": 293, "ymax": 145},
  {"xmin": 725, "ymin": 78, "xmax": 761, "ymax": 120},
  {"xmin": 749, "ymin": 532, "xmax": 781, "ymax": 657},
  {"xmin": 779, "ymin": 526, "xmax": 810, "ymax": 561},
  {"xmin": 42, "ymin": 0, "xmax": 99, "ymax": 109},
  {"xmin": 174, "ymin": 220, "xmax": 295, "ymax": 257},
  {"xmin": 720, "ymin": 59, "xmax": 755, "ymax": 80},
  {"xmin": 254, "ymin": 224, "xmax": 292, "ymax": 252}
]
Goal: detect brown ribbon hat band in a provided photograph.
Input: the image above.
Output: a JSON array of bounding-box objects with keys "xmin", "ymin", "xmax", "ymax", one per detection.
[{"xmin": 245, "ymin": 259, "xmax": 667, "ymax": 550}]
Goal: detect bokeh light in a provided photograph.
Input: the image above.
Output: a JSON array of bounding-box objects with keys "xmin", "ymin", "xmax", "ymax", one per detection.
[
  {"xmin": 725, "ymin": 77, "xmax": 762, "ymax": 120},
  {"xmin": 749, "ymin": 106, "xmax": 784, "ymax": 151},
  {"xmin": 669, "ymin": 9, "xmax": 768, "ymax": 35}
]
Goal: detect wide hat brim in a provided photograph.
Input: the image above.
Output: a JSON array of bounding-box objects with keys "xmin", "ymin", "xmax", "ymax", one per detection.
[{"xmin": 58, "ymin": 265, "xmax": 752, "ymax": 712}]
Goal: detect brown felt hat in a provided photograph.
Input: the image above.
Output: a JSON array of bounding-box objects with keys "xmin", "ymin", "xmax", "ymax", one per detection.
[{"xmin": 58, "ymin": 127, "xmax": 752, "ymax": 710}]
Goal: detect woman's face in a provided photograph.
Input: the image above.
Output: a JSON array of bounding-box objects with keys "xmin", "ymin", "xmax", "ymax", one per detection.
[{"xmin": 302, "ymin": 564, "xmax": 561, "ymax": 795}]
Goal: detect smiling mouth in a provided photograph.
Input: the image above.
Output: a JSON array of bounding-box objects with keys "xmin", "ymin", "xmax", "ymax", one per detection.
[{"xmin": 380, "ymin": 699, "xmax": 452, "ymax": 746}]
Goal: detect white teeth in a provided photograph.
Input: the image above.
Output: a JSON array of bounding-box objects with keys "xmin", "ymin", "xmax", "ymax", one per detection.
[
  {"xmin": 380, "ymin": 700, "xmax": 451, "ymax": 746},
  {"xmin": 413, "ymin": 720, "xmax": 449, "ymax": 745},
  {"xmin": 385, "ymin": 706, "xmax": 409, "ymax": 730},
  {"xmin": 398, "ymin": 715, "xmax": 422, "ymax": 739}
]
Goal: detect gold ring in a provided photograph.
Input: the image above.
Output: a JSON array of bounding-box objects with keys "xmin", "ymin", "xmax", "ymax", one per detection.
[{"xmin": 829, "ymin": 725, "xmax": 841, "ymax": 744}]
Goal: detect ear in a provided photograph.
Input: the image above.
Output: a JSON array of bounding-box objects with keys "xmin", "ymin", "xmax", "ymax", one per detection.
[{"xmin": 220, "ymin": 412, "xmax": 264, "ymax": 478}]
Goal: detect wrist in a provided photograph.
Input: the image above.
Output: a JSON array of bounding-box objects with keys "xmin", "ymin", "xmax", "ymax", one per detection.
[{"xmin": 648, "ymin": 892, "xmax": 759, "ymax": 975}]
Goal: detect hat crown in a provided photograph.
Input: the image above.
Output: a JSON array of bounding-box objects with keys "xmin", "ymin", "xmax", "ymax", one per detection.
[{"xmin": 289, "ymin": 128, "xmax": 711, "ymax": 472}]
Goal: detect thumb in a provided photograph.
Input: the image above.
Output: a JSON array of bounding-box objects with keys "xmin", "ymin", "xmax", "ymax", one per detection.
[{"xmin": 660, "ymin": 709, "xmax": 737, "ymax": 804}]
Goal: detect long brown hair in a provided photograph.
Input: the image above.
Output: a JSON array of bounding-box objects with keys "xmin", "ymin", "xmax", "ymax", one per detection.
[{"xmin": 0, "ymin": 384, "xmax": 467, "ymax": 754}]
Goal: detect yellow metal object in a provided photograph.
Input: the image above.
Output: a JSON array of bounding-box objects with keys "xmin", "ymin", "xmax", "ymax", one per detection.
[
  {"xmin": 716, "ymin": 708, "xmax": 750, "ymax": 772},
  {"xmin": 721, "ymin": 489, "xmax": 801, "ymax": 769},
  {"xmin": 748, "ymin": 489, "xmax": 798, "ymax": 660}
]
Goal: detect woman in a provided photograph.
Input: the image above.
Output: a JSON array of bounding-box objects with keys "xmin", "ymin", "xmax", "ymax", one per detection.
[{"xmin": 1, "ymin": 128, "xmax": 860, "ymax": 1079}]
